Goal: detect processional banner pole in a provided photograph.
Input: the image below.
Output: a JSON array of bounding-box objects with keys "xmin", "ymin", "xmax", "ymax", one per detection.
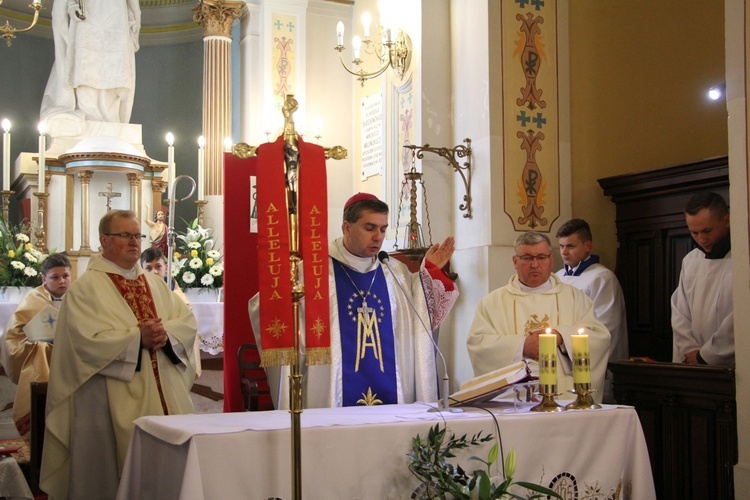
[
  {"xmin": 253, "ymin": 94, "xmax": 347, "ymax": 499},
  {"xmin": 280, "ymin": 96, "xmax": 305, "ymax": 500}
]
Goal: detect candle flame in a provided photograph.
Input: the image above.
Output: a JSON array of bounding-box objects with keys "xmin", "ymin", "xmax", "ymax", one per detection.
[{"xmin": 1, "ymin": 119, "xmax": 10, "ymax": 133}]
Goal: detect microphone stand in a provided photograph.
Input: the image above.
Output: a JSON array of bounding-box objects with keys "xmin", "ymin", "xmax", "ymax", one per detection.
[
  {"xmin": 378, "ymin": 251, "xmax": 461, "ymax": 412},
  {"xmin": 166, "ymin": 175, "xmax": 197, "ymax": 292}
]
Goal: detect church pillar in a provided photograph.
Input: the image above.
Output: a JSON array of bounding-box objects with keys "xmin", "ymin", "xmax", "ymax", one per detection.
[
  {"xmin": 150, "ymin": 179, "xmax": 166, "ymax": 214},
  {"xmin": 77, "ymin": 171, "xmax": 93, "ymax": 253},
  {"xmin": 128, "ymin": 173, "xmax": 142, "ymax": 219},
  {"xmin": 193, "ymin": 0, "xmax": 244, "ymax": 198}
]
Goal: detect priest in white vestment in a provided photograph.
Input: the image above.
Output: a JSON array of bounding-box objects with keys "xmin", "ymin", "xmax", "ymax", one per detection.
[
  {"xmin": 467, "ymin": 231, "xmax": 610, "ymax": 403},
  {"xmin": 250, "ymin": 193, "xmax": 458, "ymax": 409},
  {"xmin": 40, "ymin": 210, "xmax": 197, "ymax": 500},
  {"xmin": 555, "ymin": 219, "xmax": 628, "ymax": 402},
  {"xmin": 672, "ymin": 192, "xmax": 734, "ymax": 365},
  {"xmin": 2, "ymin": 253, "xmax": 71, "ymax": 444}
]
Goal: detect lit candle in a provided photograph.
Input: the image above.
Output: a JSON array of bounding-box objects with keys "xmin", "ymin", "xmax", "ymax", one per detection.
[
  {"xmin": 571, "ymin": 329, "xmax": 591, "ymax": 385},
  {"xmin": 2, "ymin": 119, "xmax": 10, "ymax": 191},
  {"xmin": 336, "ymin": 21, "xmax": 344, "ymax": 46},
  {"xmin": 352, "ymin": 35, "xmax": 362, "ymax": 60},
  {"xmin": 361, "ymin": 12, "xmax": 371, "ymax": 37},
  {"xmin": 197, "ymin": 135, "xmax": 205, "ymax": 201},
  {"xmin": 538, "ymin": 328, "xmax": 557, "ymax": 387},
  {"xmin": 38, "ymin": 122, "xmax": 47, "ymax": 194},
  {"xmin": 166, "ymin": 132, "xmax": 175, "ymax": 195}
]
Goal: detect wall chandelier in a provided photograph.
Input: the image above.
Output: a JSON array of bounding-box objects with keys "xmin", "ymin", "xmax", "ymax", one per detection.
[
  {"xmin": 0, "ymin": 0, "xmax": 43, "ymax": 47},
  {"xmin": 334, "ymin": 12, "xmax": 411, "ymax": 87}
]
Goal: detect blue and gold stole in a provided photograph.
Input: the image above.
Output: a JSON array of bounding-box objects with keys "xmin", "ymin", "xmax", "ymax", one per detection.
[{"xmin": 332, "ymin": 259, "xmax": 397, "ymax": 406}]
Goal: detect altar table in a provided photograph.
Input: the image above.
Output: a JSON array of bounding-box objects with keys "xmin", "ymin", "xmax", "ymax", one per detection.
[{"xmin": 117, "ymin": 403, "xmax": 655, "ymax": 499}]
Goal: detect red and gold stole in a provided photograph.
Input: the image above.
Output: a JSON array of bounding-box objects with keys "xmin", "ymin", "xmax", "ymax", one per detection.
[
  {"xmin": 256, "ymin": 136, "xmax": 331, "ymax": 367},
  {"xmin": 107, "ymin": 273, "xmax": 169, "ymax": 415}
]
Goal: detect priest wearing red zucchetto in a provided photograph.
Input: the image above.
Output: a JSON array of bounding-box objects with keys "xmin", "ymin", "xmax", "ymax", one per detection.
[{"xmin": 250, "ymin": 193, "xmax": 458, "ymax": 409}]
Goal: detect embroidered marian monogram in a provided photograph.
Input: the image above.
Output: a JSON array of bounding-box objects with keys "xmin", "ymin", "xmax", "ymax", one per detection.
[
  {"xmin": 340, "ymin": 264, "xmax": 386, "ymax": 372},
  {"xmin": 333, "ymin": 260, "xmax": 397, "ymax": 406}
]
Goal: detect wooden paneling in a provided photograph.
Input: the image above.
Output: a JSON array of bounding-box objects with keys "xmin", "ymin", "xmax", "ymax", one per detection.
[{"xmin": 611, "ymin": 361, "xmax": 737, "ymax": 499}]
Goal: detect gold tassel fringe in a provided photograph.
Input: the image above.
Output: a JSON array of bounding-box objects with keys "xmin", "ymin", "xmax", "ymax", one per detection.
[
  {"xmin": 260, "ymin": 348, "xmax": 296, "ymax": 367},
  {"xmin": 306, "ymin": 347, "xmax": 332, "ymax": 366}
]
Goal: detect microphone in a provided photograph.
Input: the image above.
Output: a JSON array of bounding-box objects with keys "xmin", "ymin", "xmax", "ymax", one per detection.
[{"xmin": 378, "ymin": 251, "xmax": 457, "ymax": 412}]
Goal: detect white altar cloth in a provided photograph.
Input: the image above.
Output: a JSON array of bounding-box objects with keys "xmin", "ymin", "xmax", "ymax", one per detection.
[
  {"xmin": 190, "ymin": 302, "xmax": 223, "ymax": 354},
  {"xmin": 0, "ymin": 457, "xmax": 33, "ymax": 499},
  {"xmin": 117, "ymin": 403, "xmax": 655, "ymax": 499}
]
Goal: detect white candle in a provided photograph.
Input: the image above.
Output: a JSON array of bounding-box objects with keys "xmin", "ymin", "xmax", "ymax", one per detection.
[
  {"xmin": 361, "ymin": 12, "xmax": 371, "ymax": 37},
  {"xmin": 38, "ymin": 122, "xmax": 47, "ymax": 194},
  {"xmin": 197, "ymin": 136, "xmax": 205, "ymax": 201},
  {"xmin": 2, "ymin": 119, "xmax": 10, "ymax": 191},
  {"xmin": 166, "ymin": 132, "xmax": 175, "ymax": 195},
  {"xmin": 336, "ymin": 21, "xmax": 344, "ymax": 46},
  {"xmin": 352, "ymin": 35, "xmax": 362, "ymax": 60}
]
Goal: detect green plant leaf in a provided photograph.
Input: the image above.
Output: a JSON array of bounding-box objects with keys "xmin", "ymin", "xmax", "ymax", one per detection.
[{"xmin": 515, "ymin": 481, "xmax": 562, "ymax": 498}]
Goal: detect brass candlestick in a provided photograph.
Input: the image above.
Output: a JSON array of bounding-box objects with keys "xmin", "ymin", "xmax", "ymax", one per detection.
[
  {"xmin": 194, "ymin": 200, "xmax": 208, "ymax": 226},
  {"xmin": 33, "ymin": 192, "xmax": 49, "ymax": 253},
  {"xmin": 530, "ymin": 383, "xmax": 565, "ymax": 412},
  {"xmin": 0, "ymin": 190, "xmax": 14, "ymax": 222},
  {"xmin": 565, "ymin": 383, "xmax": 601, "ymax": 410}
]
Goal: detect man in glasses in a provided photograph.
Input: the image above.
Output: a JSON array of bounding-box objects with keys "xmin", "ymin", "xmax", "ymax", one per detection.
[
  {"xmin": 41, "ymin": 210, "xmax": 198, "ymax": 499},
  {"xmin": 467, "ymin": 231, "xmax": 610, "ymax": 401}
]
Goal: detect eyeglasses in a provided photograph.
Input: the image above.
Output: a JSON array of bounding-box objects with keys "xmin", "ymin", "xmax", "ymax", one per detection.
[
  {"xmin": 105, "ymin": 233, "xmax": 147, "ymax": 241},
  {"xmin": 515, "ymin": 253, "xmax": 552, "ymax": 263}
]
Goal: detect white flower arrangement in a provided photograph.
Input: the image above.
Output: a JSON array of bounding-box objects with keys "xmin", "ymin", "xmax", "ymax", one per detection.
[{"xmin": 172, "ymin": 219, "xmax": 224, "ymax": 290}]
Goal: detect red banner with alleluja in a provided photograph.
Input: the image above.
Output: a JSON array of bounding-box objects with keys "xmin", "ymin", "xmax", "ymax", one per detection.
[
  {"xmin": 256, "ymin": 136, "xmax": 330, "ymax": 366},
  {"xmin": 298, "ymin": 139, "xmax": 330, "ymax": 365}
]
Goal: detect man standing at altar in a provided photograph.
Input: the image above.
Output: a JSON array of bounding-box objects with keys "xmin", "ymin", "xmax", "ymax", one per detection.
[
  {"xmin": 555, "ymin": 219, "xmax": 628, "ymax": 402},
  {"xmin": 250, "ymin": 193, "xmax": 458, "ymax": 409},
  {"xmin": 2, "ymin": 253, "xmax": 71, "ymax": 444},
  {"xmin": 467, "ymin": 231, "xmax": 610, "ymax": 402},
  {"xmin": 41, "ymin": 210, "xmax": 197, "ymax": 499},
  {"xmin": 672, "ymin": 192, "xmax": 734, "ymax": 365}
]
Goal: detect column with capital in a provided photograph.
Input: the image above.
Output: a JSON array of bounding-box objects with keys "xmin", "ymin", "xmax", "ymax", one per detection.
[
  {"xmin": 127, "ymin": 173, "xmax": 142, "ymax": 219},
  {"xmin": 192, "ymin": 0, "xmax": 244, "ymax": 237},
  {"xmin": 77, "ymin": 171, "xmax": 93, "ymax": 252}
]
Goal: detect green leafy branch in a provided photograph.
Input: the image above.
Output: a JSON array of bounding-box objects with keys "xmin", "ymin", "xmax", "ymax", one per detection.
[{"xmin": 408, "ymin": 423, "xmax": 561, "ymax": 499}]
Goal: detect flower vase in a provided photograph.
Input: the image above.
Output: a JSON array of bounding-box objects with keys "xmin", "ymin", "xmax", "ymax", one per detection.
[
  {"xmin": 184, "ymin": 288, "xmax": 222, "ymax": 303},
  {"xmin": 0, "ymin": 286, "xmax": 33, "ymax": 303}
]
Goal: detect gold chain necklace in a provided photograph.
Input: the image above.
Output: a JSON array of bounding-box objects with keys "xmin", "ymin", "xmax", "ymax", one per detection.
[{"xmin": 339, "ymin": 262, "xmax": 380, "ymax": 310}]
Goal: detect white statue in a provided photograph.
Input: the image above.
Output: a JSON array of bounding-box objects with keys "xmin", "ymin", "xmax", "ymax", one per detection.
[{"xmin": 40, "ymin": 0, "xmax": 141, "ymax": 137}]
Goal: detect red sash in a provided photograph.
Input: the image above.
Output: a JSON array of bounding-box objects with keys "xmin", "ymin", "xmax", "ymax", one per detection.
[
  {"xmin": 257, "ymin": 136, "xmax": 331, "ymax": 367},
  {"xmin": 106, "ymin": 273, "xmax": 169, "ymax": 415}
]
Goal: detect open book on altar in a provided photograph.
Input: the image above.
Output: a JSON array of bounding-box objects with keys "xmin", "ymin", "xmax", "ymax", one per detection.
[
  {"xmin": 449, "ymin": 360, "xmax": 532, "ymax": 406},
  {"xmin": 25, "ymin": 305, "xmax": 59, "ymax": 343}
]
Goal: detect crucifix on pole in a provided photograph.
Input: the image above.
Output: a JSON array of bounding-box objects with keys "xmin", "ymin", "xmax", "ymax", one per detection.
[{"xmin": 98, "ymin": 183, "xmax": 121, "ymax": 211}]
